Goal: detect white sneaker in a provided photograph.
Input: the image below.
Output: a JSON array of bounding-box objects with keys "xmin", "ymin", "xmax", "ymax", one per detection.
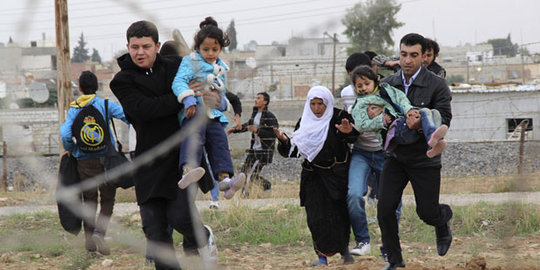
[
  {"xmin": 177, "ymin": 167, "xmax": 205, "ymax": 189},
  {"xmin": 351, "ymin": 242, "xmax": 371, "ymax": 256},
  {"xmin": 199, "ymin": 225, "xmax": 218, "ymax": 262},
  {"xmin": 218, "ymin": 178, "xmax": 231, "ymax": 191},
  {"xmin": 209, "ymin": 201, "xmax": 220, "ymax": 209}
]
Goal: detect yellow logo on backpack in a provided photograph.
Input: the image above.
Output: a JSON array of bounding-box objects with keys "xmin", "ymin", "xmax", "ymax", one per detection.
[
  {"xmin": 72, "ymin": 104, "xmax": 109, "ymax": 153},
  {"xmin": 80, "ymin": 116, "xmax": 105, "ymax": 146}
]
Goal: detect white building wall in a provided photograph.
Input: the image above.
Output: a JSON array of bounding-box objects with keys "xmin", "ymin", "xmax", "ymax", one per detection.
[
  {"xmin": 21, "ymin": 55, "xmax": 52, "ymax": 71},
  {"xmin": 447, "ymin": 89, "xmax": 540, "ymax": 141}
]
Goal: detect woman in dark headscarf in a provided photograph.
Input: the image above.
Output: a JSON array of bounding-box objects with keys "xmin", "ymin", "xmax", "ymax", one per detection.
[{"xmin": 274, "ymin": 86, "xmax": 359, "ymax": 266}]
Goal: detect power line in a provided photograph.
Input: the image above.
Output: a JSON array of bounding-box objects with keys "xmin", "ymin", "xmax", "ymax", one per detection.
[
  {"xmin": 7, "ymin": 0, "xmax": 321, "ymax": 24},
  {"xmin": 0, "ymin": 3, "xmax": 350, "ymax": 35}
]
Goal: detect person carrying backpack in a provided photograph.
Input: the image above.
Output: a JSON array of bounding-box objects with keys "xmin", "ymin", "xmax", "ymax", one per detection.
[{"xmin": 60, "ymin": 71, "xmax": 128, "ymax": 255}]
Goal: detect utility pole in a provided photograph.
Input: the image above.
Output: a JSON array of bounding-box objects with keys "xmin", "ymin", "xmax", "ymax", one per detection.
[
  {"xmin": 324, "ymin": 32, "xmax": 338, "ymax": 94},
  {"xmin": 520, "ymin": 45, "xmax": 526, "ymax": 84},
  {"xmin": 55, "ymin": 0, "xmax": 72, "ymax": 155},
  {"xmin": 466, "ymin": 57, "xmax": 469, "ymax": 83}
]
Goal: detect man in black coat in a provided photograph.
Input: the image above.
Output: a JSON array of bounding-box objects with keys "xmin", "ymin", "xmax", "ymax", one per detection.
[
  {"xmin": 423, "ymin": 38, "xmax": 447, "ymax": 79},
  {"xmin": 227, "ymin": 92, "xmax": 278, "ymax": 191},
  {"xmin": 377, "ymin": 33, "xmax": 453, "ymax": 270},
  {"xmin": 110, "ymin": 21, "xmax": 214, "ymax": 270}
]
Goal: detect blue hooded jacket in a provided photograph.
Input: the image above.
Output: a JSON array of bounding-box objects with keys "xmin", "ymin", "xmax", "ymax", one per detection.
[{"xmin": 60, "ymin": 95, "xmax": 128, "ymax": 159}]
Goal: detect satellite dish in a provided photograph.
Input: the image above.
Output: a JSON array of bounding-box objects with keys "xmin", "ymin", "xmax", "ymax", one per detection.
[
  {"xmin": 28, "ymin": 82, "xmax": 49, "ymax": 103},
  {"xmin": 246, "ymin": 57, "xmax": 257, "ymax": 69}
]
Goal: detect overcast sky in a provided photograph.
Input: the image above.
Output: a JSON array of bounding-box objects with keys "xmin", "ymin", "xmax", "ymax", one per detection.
[{"xmin": 2, "ymin": 0, "xmax": 540, "ymax": 61}]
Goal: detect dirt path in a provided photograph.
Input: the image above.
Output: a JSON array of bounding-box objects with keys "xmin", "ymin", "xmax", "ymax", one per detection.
[{"xmin": 1, "ymin": 191, "xmax": 539, "ymax": 217}]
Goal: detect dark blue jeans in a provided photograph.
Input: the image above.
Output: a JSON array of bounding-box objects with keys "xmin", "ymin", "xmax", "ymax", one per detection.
[
  {"xmin": 179, "ymin": 116, "xmax": 234, "ymax": 178},
  {"xmin": 386, "ymin": 108, "xmax": 441, "ymax": 150},
  {"xmin": 347, "ymin": 149, "xmax": 385, "ymax": 244}
]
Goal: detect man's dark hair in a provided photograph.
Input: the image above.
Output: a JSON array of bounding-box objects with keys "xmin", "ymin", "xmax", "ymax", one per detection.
[
  {"xmin": 425, "ymin": 38, "xmax": 440, "ymax": 58},
  {"xmin": 345, "ymin": 53, "xmax": 371, "ymax": 73},
  {"xmin": 400, "ymin": 33, "xmax": 426, "ymax": 54},
  {"xmin": 126, "ymin": 20, "xmax": 159, "ymax": 44},
  {"xmin": 257, "ymin": 92, "xmax": 270, "ymax": 106},
  {"xmin": 363, "ymin": 51, "xmax": 378, "ymax": 60},
  {"xmin": 79, "ymin": 71, "xmax": 98, "ymax": 94},
  {"xmin": 160, "ymin": 40, "xmax": 181, "ymax": 57}
]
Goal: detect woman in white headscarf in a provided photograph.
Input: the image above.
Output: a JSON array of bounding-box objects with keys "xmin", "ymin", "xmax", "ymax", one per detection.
[{"xmin": 274, "ymin": 86, "xmax": 359, "ymax": 266}]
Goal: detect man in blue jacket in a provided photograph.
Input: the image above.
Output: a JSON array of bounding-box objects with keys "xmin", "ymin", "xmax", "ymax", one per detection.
[{"xmin": 60, "ymin": 71, "xmax": 128, "ymax": 255}]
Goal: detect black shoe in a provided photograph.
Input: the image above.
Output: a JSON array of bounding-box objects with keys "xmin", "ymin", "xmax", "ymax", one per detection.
[
  {"xmin": 436, "ymin": 221, "xmax": 452, "ymax": 256},
  {"xmin": 381, "ymin": 261, "xmax": 405, "ymax": 270},
  {"xmin": 379, "ymin": 246, "xmax": 388, "ymax": 262},
  {"xmin": 341, "ymin": 249, "xmax": 354, "ymax": 265}
]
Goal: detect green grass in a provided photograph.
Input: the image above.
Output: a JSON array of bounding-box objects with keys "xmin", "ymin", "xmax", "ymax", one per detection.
[
  {"xmin": 399, "ymin": 203, "xmax": 540, "ymax": 242},
  {"xmin": 0, "ymin": 202, "xmax": 539, "ymax": 268},
  {"xmin": 0, "ymin": 212, "xmax": 66, "ymax": 255},
  {"xmin": 60, "ymin": 250, "xmax": 95, "ymax": 270},
  {"xmin": 202, "ymin": 203, "xmax": 310, "ymax": 246}
]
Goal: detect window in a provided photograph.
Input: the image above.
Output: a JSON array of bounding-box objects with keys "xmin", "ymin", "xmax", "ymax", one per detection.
[
  {"xmin": 507, "ymin": 118, "xmax": 533, "ymax": 133},
  {"xmin": 506, "ymin": 118, "xmax": 533, "ymax": 140}
]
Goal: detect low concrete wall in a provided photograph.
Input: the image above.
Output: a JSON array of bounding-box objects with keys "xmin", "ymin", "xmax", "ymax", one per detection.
[{"xmin": 235, "ymin": 140, "xmax": 540, "ymax": 182}]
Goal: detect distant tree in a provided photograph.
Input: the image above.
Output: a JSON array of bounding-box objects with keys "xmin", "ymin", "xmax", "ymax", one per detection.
[
  {"xmin": 245, "ymin": 40, "xmax": 258, "ymax": 51},
  {"xmin": 44, "ymin": 86, "xmax": 58, "ymax": 107},
  {"xmin": 518, "ymin": 46, "xmax": 530, "ymax": 56},
  {"xmin": 488, "ymin": 34, "xmax": 519, "ymax": 57},
  {"xmin": 342, "ymin": 0, "xmax": 403, "ymax": 56},
  {"xmin": 113, "ymin": 49, "xmax": 128, "ymax": 59},
  {"xmin": 226, "ymin": 19, "xmax": 238, "ymax": 52},
  {"xmin": 91, "ymin": 48, "xmax": 102, "ymax": 63},
  {"xmin": 72, "ymin": 32, "xmax": 90, "ymax": 63}
]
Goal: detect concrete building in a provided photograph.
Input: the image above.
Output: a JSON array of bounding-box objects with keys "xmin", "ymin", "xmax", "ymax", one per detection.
[
  {"xmin": 440, "ymin": 43, "xmax": 540, "ymax": 84},
  {"xmin": 222, "ymin": 37, "xmax": 351, "ymax": 100},
  {"xmin": 447, "ymin": 85, "xmax": 540, "ymax": 141}
]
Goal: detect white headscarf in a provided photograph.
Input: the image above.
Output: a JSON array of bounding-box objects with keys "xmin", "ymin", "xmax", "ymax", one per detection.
[{"xmin": 290, "ymin": 86, "xmax": 334, "ymax": 162}]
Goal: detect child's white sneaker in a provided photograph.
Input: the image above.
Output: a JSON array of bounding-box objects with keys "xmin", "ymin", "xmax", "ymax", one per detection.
[
  {"xmin": 218, "ymin": 178, "xmax": 231, "ymax": 191},
  {"xmin": 209, "ymin": 201, "xmax": 220, "ymax": 209},
  {"xmin": 224, "ymin": 173, "xmax": 246, "ymax": 199},
  {"xmin": 177, "ymin": 167, "xmax": 205, "ymax": 189}
]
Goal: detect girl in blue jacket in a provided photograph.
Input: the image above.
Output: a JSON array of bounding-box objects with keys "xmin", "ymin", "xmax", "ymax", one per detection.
[{"xmin": 171, "ymin": 16, "xmax": 245, "ymax": 199}]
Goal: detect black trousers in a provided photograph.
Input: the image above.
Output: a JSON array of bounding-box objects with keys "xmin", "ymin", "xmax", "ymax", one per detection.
[
  {"xmin": 139, "ymin": 187, "xmax": 208, "ymax": 270},
  {"xmin": 240, "ymin": 150, "xmax": 271, "ymax": 190},
  {"xmin": 377, "ymin": 157, "xmax": 452, "ymax": 264}
]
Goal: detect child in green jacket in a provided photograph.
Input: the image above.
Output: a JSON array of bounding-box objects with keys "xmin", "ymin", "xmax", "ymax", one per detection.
[{"xmin": 350, "ymin": 66, "xmax": 448, "ymax": 158}]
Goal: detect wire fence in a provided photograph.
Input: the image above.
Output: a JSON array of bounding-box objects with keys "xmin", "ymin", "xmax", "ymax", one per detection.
[{"xmin": 1, "ymin": 0, "xmax": 540, "ymax": 269}]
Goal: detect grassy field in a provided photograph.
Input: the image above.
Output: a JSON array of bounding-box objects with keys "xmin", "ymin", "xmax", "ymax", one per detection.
[
  {"xmin": 0, "ymin": 201, "xmax": 538, "ymax": 269},
  {"xmin": 0, "ymin": 171, "xmax": 539, "ymax": 269}
]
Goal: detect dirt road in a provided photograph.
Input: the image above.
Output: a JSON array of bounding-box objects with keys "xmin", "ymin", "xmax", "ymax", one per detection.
[{"xmin": 1, "ymin": 191, "xmax": 539, "ymax": 217}]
